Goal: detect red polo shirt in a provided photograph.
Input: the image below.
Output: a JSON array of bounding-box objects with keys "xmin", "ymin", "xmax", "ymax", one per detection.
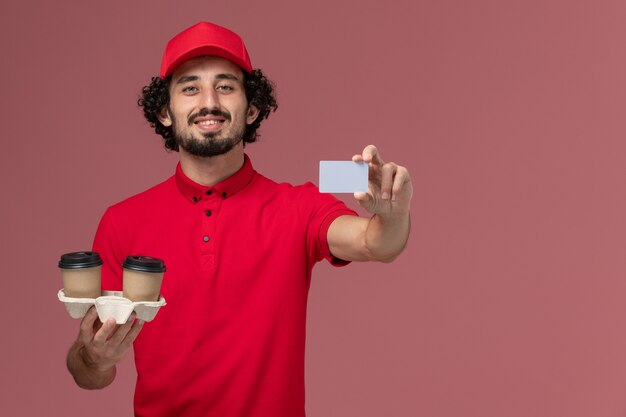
[{"xmin": 93, "ymin": 155, "xmax": 356, "ymax": 417}]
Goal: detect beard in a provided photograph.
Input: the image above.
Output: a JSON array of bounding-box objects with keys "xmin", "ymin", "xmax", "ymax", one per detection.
[
  {"xmin": 172, "ymin": 107, "xmax": 245, "ymax": 157},
  {"xmin": 176, "ymin": 131, "xmax": 243, "ymax": 157}
]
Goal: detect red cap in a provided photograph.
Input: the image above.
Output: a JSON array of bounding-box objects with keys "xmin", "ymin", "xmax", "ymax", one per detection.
[{"xmin": 160, "ymin": 22, "xmax": 253, "ymax": 78}]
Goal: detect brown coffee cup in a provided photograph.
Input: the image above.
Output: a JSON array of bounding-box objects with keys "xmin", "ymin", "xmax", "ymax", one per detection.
[
  {"xmin": 122, "ymin": 256, "xmax": 166, "ymax": 302},
  {"xmin": 59, "ymin": 252, "xmax": 103, "ymax": 298}
]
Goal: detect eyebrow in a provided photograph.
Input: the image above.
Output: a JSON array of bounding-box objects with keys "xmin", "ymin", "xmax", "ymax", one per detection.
[
  {"xmin": 215, "ymin": 73, "xmax": 240, "ymax": 81},
  {"xmin": 175, "ymin": 73, "xmax": 240, "ymax": 85},
  {"xmin": 175, "ymin": 75, "xmax": 200, "ymax": 85}
]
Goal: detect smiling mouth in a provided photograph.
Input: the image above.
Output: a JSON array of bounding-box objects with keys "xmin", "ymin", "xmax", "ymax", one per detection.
[
  {"xmin": 196, "ymin": 120, "xmax": 223, "ymax": 126},
  {"xmin": 194, "ymin": 119, "xmax": 225, "ymax": 131}
]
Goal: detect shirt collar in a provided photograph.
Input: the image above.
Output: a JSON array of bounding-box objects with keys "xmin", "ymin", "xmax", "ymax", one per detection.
[{"xmin": 175, "ymin": 154, "xmax": 255, "ymax": 204}]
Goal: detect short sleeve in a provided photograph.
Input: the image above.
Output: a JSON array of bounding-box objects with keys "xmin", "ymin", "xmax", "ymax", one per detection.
[
  {"xmin": 299, "ymin": 182, "xmax": 358, "ymax": 266},
  {"xmin": 92, "ymin": 208, "xmax": 125, "ymax": 291}
]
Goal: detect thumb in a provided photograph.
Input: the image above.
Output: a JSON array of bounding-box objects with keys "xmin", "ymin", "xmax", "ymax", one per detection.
[{"xmin": 354, "ymin": 192, "xmax": 375, "ymax": 212}]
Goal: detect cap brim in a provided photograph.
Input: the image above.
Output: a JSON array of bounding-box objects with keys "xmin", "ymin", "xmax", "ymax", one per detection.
[{"xmin": 160, "ymin": 45, "xmax": 252, "ymax": 78}]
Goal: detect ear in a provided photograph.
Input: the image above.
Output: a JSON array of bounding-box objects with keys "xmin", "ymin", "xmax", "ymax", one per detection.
[
  {"xmin": 157, "ymin": 106, "xmax": 172, "ymax": 127},
  {"xmin": 246, "ymin": 104, "xmax": 260, "ymax": 125}
]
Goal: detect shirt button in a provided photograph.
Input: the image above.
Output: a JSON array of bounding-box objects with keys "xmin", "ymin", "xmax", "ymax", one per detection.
[
  {"xmin": 206, "ymin": 190, "xmax": 212, "ymax": 196},
  {"xmin": 221, "ymin": 192, "xmax": 227, "ymax": 198},
  {"xmin": 203, "ymin": 236, "xmax": 210, "ymax": 242},
  {"xmin": 205, "ymin": 210, "xmax": 212, "ymax": 217},
  {"xmin": 192, "ymin": 196, "xmax": 198, "ymax": 203}
]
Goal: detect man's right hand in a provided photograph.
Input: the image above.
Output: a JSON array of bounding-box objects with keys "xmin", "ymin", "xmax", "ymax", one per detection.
[{"xmin": 67, "ymin": 306, "xmax": 144, "ymax": 389}]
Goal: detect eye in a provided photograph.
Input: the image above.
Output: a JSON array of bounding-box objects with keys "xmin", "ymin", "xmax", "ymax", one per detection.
[
  {"xmin": 182, "ymin": 86, "xmax": 198, "ymax": 94},
  {"xmin": 216, "ymin": 84, "xmax": 234, "ymax": 93}
]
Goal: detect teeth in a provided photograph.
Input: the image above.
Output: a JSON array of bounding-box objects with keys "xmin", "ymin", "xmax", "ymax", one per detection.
[{"xmin": 197, "ymin": 120, "xmax": 222, "ymax": 125}]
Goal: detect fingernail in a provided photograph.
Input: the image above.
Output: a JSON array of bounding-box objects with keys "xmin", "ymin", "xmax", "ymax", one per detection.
[{"xmin": 382, "ymin": 192, "xmax": 390, "ymax": 200}]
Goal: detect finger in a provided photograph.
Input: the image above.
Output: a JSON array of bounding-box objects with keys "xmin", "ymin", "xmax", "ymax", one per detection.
[
  {"xmin": 352, "ymin": 154, "xmax": 363, "ymax": 162},
  {"xmin": 380, "ymin": 163, "xmax": 398, "ymax": 200},
  {"xmin": 79, "ymin": 307, "xmax": 99, "ymax": 341},
  {"xmin": 92, "ymin": 318, "xmax": 118, "ymax": 347},
  {"xmin": 108, "ymin": 314, "xmax": 137, "ymax": 345},
  {"xmin": 362, "ymin": 145, "xmax": 384, "ymax": 166},
  {"xmin": 391, "ymin": 166, "xmax": 412, "ymax": 201},
  {"xmin": 354, "ymin": 191, "xmax": 369, "ymax": 201},
  {"xmin": 120, "ymin": 319, "xmax": 145, "ymax": 350},
  {"xmin": 353, "ymin": 191, "xmax": 374, "ymax": 211},
  {"xmin": 93, "ymin": 319, "xmax": 103, "ymax": 333}
]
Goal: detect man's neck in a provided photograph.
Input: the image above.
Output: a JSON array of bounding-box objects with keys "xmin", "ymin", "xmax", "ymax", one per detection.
[{"xmin": 179, "ymin": 146, "xmax": 245, "ymax": 186}]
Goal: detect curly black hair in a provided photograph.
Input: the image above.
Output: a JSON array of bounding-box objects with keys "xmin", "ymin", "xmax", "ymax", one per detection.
[{"xmin": 137, "ymin": 69, "xmax": 278, "ymax": 151}]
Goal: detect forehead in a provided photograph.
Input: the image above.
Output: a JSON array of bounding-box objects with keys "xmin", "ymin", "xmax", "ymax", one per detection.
[{"xmin": 171, "ymin": 56, "xmax": 244, "ymax": 83}]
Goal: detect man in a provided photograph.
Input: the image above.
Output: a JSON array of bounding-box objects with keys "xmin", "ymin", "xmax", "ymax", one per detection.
[{"xmin": 67, "ymin": 22, "xmax": 412, "ymax": 416}]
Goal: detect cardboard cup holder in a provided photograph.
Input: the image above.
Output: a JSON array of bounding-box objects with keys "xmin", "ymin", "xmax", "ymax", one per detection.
[{"xmin": 57, "ymin": 289, "xmax": 166, "ymax": 324}]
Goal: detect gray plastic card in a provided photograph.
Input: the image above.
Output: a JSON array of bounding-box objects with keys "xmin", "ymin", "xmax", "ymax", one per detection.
[{"xmin": 319, "ymin": 161, "xmax": 369, "ymax": 193}]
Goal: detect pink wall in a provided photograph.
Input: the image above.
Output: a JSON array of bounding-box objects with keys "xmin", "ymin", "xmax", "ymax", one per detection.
[{"xmin": 2, "ymin": 1, "xmax": 626, "ymax": 416}]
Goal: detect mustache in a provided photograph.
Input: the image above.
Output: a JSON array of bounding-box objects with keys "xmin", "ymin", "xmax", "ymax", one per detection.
[{"xmin": 188, "ymin": 107, "xmax": 231, "ymax": 126}]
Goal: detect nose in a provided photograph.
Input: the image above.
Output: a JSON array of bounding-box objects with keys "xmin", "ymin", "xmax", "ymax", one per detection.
[{"xmin": 201, "ymin": 88, "xmax": 220, "ymax": 110}]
